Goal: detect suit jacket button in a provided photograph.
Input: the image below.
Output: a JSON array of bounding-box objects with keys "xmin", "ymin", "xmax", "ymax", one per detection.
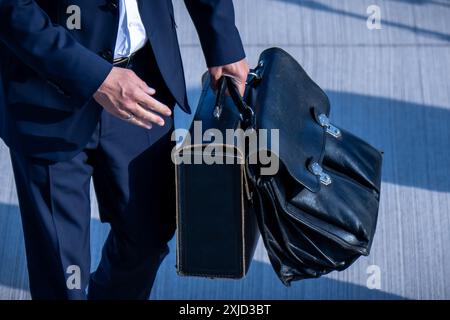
[{"xmin": 99, "ymin": 49, "xmax": 113, "ymax": 61}]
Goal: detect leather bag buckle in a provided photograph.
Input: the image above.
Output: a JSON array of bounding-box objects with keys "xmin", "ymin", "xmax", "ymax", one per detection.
[
  {"xmin": 318, "ymin": 114, "xmax": 342, "ymax": 139},
  {"xmin": 309, "ymin": 162, "xmax": 332, "ymax": 186}
]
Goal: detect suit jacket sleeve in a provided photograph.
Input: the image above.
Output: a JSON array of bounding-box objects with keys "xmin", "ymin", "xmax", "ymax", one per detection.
[
  {"xmin": 184, "ymin": 0, "xmax": 245, "ymax": 67},
  {"xmin": 0, "ymin": 0, "xmax": 112, "ymax": 104}
]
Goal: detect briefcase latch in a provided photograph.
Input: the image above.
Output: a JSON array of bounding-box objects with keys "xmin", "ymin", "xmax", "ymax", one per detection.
[
  {"xmin": 318, "ymin": 114, "xmax": 341, "ymax": 139},
  {"xmin": 309, "ymin": 162, "xmax": 332, "ymax": 186},
  {"xmin": 213, "ymin": 105, "xmax": 222, "ymax": 119}
]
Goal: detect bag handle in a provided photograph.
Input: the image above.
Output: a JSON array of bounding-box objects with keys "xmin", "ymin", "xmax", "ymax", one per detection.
[{"xmin": 213, "ymin": 75, "xmax": 256, "ymax": 129}]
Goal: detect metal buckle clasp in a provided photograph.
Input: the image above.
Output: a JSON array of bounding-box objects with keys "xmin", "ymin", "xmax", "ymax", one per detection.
[
  {"xmin": 213, "ymin": 105, "xmax": 222, "ymax": 119},
  {"xmin": 247, "ymin": 60, "xmax": 264, "ymax": 85},
  {"xmin": 318, "ymin": 114, "xmax": 341, "ymax": 138},
  {"xmin": 309, "ymin": 162, "xmax": 332, "ymax": 186}
]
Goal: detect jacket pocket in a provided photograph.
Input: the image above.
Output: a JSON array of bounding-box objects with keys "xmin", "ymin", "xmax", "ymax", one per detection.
[{"xmin": 6, "ymin": 76, "xmax": 83, "ymax": 112}]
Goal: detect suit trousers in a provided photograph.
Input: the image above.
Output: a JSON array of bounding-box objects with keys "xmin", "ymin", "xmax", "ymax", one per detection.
[{"xmin": 9, "ymin": 45, "xmax": 177, "ymax": 299}]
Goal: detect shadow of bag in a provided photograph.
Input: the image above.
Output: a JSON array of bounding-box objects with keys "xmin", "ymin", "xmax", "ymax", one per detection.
[{"xmin": 245, "ymin": 48, "xmax": 383, "ymax": 286}]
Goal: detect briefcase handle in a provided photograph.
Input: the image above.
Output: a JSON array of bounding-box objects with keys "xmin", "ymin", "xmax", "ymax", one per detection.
[{"xmin": 214, "ymin": 76, "xmax": 256, "ymax": 130}]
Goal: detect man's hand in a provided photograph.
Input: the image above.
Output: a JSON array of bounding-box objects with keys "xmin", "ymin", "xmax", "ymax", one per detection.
[
  {"xmin": 93, "ymin": 67, "xmax": 172, "ymax": 129},
  {"xmin": 209, "ymin": 58, "xmax": 249, "ymax": 96}
]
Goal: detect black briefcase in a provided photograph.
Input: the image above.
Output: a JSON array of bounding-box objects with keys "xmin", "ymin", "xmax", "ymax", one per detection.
[{"xmin": 174, "ymin": 74, "xmax": 259, "ymax": 279}]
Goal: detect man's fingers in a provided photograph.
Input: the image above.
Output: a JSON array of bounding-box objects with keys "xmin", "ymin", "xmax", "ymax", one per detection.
[
  {"xmin": 208, "ymin": 59, "xmax": 249, "ymax": 96},
  {"xmin": 227, "ymin": 75, "xmax": 246, "ymax": 97},
  {"xmin": 209, "ymin": 67, "xmax": 223, "ymax": 92},
  {"xmin": 127, "ymin": 103, "xmax": 166, "ymax": 127},
  {"xmin": 128, "ymin": 116, "xmax": 153, "ymax": 130},
  {"xmin": 135, "ymin": 91, "xmax": 172, "ymax": 117},
  {"xmin": 139, "ymin": 83, "xmax": 156, "ymax": 96},
  {"xmin": 113, "ymin": 107, "xmax": 135, "ymax": 122},
  {"xmin": 95, "ymin": 68, "xmax": 168, "ymax": 129},
  {"xmin": 210, "ymin": 70, "xmax": 246, "ymax": 96},
  {"xmin": 109, "ymin": 106, "xmax": 152, "ymax": 129},
  {"xmin": 117, "ymin": 87, "xmax": 169, "ymax": 127}
]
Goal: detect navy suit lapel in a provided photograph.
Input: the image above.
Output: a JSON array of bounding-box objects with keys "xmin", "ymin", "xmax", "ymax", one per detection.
[{"xmin": 136, "ymin": 0, "xmax": 154, "ymax": 38}]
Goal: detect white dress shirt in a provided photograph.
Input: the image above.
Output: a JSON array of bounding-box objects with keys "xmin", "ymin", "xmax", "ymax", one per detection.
[{"xmin": 114, "ymin": 0, "xmax": 148, "ymax": 59}]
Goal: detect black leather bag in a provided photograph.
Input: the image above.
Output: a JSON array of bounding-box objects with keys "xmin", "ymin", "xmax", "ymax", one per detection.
[
  {"xmin": 242, "ymin": 48, "xmax": 383, "ymax": 285},
  {"xmin": 174, "ymin": 74, "xmax": 259, "ymax": 279}
]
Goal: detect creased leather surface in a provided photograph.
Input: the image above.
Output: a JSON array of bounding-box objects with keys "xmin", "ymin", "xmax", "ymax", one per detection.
[{"xmin": 246, "ymin": 48, "xmax": 382, "ymax": 286}]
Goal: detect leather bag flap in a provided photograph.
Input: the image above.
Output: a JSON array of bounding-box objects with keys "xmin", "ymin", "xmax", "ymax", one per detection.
[{"xmin": 248, "ymin": 48, "xmax": 331, "ymax": 192}]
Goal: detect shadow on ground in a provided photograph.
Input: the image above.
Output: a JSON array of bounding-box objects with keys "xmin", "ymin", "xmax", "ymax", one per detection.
[
  {"xmin": 326, "ymin": 90, "xmax": 450, "ymax": 192},
  {"xmin": 0, "ymin": 203, "xmax": 405, "ymax": 299},
  {"xmin": 276, "ymin": 0, "xmax": 450, "ymax": 42}
]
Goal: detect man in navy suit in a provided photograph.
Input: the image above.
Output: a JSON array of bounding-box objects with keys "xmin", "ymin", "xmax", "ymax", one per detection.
[{"xmin": 0, "ymin": 0, "xmax": 248, "ymax": 299}]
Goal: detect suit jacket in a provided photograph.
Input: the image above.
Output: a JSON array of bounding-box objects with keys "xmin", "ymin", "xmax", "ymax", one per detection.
[{"xmin": 0, "ymin": 0, "xmax": 245, "ymax": 161}]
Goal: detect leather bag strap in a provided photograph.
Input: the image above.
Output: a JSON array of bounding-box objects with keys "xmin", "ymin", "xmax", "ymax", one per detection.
[{"xmin": 215, "ymin": 76, "xmax": 256, "ymax": 129}]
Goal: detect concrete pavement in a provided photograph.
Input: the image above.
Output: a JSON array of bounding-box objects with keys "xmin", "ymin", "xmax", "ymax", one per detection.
[{"xmin": 1, "ymin": 0, "xmax": 449, "ymax": 299}]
